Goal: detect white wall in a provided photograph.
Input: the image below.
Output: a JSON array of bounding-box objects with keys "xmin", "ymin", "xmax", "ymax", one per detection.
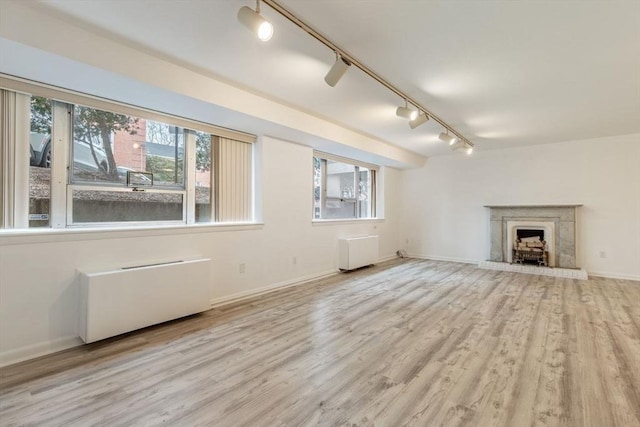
[
  {"xmin": 0, "ymin": 0, "xmax": 424, "ymax": 169},
  {"xmin": 0, "ymin": 137, "xmax": 402, "ymax": 366},
  {"xmin": 399, "ymin": 133, "xmax": 640, "ymax": 280},
  {"xmin": 0, "ymin": 0, "xmax": 409, "ymax": 366}
]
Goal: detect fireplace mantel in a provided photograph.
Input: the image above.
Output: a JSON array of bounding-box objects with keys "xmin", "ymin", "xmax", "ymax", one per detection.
[{"xmin": 486, "ymin": 204, "xmax": 582, "ymax": 269}]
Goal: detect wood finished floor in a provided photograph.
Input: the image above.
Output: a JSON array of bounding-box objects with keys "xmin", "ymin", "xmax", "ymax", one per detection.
[{"xmin": 1, "ymin": 259, "xmax": 639, "ymax": 427}]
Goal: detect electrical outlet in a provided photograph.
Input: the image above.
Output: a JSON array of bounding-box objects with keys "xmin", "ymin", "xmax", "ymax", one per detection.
[
  {"xmin": 239, "ymin": 263, "xmax": 246, "ymax": 273},
  {"xmin": 405, "ymin": 238, "xmax": 409, "ymax": 245},
  {"xmin": 292, "ymin": 256, "xmax": 297, "ymax": 265},
  {"xmin": 599, "ymin": 251, "xmax": 606, "ymax": 259}
]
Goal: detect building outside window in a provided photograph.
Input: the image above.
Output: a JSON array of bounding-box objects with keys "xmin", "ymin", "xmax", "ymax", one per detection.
[{"xmin": 313, "ymin": 153, "xmax": 377, "ymax": 220}]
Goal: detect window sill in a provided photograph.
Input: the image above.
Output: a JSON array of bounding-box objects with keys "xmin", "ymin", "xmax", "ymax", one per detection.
[
  {"xmin": 312, "ymin": 218, "xmax": 385, "ymax": 226},
  {"xmin": 0, "ymin": 222, "xmax": 264, "ymax": 246}
]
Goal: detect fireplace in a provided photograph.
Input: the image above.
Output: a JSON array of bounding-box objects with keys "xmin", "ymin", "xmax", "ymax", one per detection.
[
  {"xmin": 506, "ymin": 221, "xmax": 555, "ymax": 267},
  {"xmin": 485, "ymin": 205, "xmax": 581, "ymax": 269}
]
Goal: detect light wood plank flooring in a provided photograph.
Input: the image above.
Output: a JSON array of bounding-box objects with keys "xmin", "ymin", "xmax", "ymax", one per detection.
[{"xmin": 1, "ymin": 259, "xmax": 639, "ymax": 426}]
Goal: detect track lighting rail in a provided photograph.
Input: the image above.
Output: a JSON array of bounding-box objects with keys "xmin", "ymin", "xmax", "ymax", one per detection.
[{"xmin": 261, "ymin": 0, "xmax": 473, "ymax": 148}]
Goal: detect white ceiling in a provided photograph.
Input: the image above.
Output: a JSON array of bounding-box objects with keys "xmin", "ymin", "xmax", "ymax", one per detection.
[{"xmin": 21, "ymin": 0, "xmax": 640, "ymax": 157}]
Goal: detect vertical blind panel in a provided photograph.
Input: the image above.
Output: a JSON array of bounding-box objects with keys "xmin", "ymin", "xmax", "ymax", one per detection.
[
  {"xmin": 215, "ymin": 137, "xmax": 252, "ymax": 222},
  {"xmin": 0, "ymin": 90, "xmax": 17, "ymax": 228}
]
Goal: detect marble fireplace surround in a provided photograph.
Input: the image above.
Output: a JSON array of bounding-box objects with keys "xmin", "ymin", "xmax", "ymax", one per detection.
[{"xmin": 486, "ymin": 205, "xmax": 582, "ymax": 269}]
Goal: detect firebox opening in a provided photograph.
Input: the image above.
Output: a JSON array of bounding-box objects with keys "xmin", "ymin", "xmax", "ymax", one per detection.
[
  {"xmin": 513, "ymin": 228, "xmax": 548, "ymax": 266},
  {"xmin": 516, "ymin": 229, "xmax": 544, "ymax": 241}
]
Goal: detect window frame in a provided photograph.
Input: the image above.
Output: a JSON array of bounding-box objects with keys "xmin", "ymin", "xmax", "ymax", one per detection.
[
  {"xmin": 0, "ymin": 75, "xmax": 257, "ymax": 231},
  {"xmin": 313, "ymin": 151, "xmax": 378, "ymax": 221}
]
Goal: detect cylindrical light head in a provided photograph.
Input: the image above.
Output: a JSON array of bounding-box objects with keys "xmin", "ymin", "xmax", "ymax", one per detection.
[
  {"xmin": 396, "ymin": 106, "xmax": 418, "ymax": 121},
  {"xmin": 324, "ymin": 55, "xmax": 351, "ymax": 87},
  {"xmin": 409, "ymin": 113, "xmax": 429, "ymax": 129},
  {"xmin": 450, "ymin": 141, "xmax": 473, "ymax": 154},
  {"xmin": 324, "ymin": 54, "xmax": 351, "ymax": 87},
  {"xmin": 449, "ymin": 139, "xmax": 465, "ymax": 151},
  {"xmin": 238, "ymin": 6, "xmax": 273, "ymax": 41},
  {"xmin": 439, "ymin": 132, "xmax": 458, "ymax": 145}
]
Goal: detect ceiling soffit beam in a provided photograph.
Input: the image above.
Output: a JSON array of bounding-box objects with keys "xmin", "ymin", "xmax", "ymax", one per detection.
[{"xmin": 261, "ymin": 0, "xmax": 473, "ymax": 148}]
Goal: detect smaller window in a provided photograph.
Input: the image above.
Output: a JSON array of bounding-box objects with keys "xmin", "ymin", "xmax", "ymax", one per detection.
[{"xmin": 313, "ymin": 154, "xmax": 377, "ymax": 220}]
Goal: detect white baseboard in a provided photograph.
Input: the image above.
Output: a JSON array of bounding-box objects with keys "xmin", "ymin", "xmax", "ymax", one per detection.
[
  {"xmin": 378, "ymin": 254, "xmax": 400, "ymax": 263},
  {"xmin": 407, "ymin": 253, "xmax": 479, "ymax": 265},
  {"xmin": 209, "ymin": 256, "xmax": 399, "ymax": 308},
  {"xmin": 210, "ymin": 269, "xmax": 338, "ymax": 308},
  {"xmin": 0, "ymin": 336, "xmax": 83, "ymax": 368},
  {"xmin": 588, "ymin": 271, "xmax": 640, "ymax": 282}
]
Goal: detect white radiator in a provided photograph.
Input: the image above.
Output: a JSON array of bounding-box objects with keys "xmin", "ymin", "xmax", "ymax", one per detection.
[
  {"xmin": 338, "ymin": 236, "xmax": 379, "ymax": 271},
  {"xmin": 78, "ymin": 259, "xmax": 211, "ymax": 343}
]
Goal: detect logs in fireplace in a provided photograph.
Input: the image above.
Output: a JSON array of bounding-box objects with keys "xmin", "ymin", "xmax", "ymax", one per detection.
[{"xmin": 512, "ymin": 236, "xmax": 548, "ymax": 267}]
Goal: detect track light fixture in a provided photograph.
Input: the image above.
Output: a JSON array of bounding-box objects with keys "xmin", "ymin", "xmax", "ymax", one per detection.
[
  {"xmin": 238, "ymin": 0, "xmax": 273, "ymax": 42},
  {"xmin": 439, "ymin": 131, "xmax": 459, "ymax": 145},
  {"xmin": 450, "ymin": 140, "xmax": 473, "ymax": 154},
  {"xmin": 242, "ymin": 0, "xmax": 474, "ymax": 153},
  {"xmin": 409, "ymin": 112, "xmax": 429, "ymax": 129},
  {"xmin": 324, "ymin": 53, "xmax": 351, "ymax": 87},
  {"xmin": 396, "ymin": 100, "xmax": 418, "ymax": 121}
]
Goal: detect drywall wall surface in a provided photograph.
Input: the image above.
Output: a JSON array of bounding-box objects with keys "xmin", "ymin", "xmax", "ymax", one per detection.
[
  {"xmin": 399, "ymin": 133, "xmax": 640, "ymax": 280},
  {"xmin": 0, "ymin": 0, "xmax": 423, "ymax": 169},
  {"xmin": 0, "ymin": 136, "xmax": 399, "ymax": 366}
]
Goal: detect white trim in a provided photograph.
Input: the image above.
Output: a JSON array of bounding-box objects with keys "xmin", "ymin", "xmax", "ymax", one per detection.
[
  {"xmin": 588, "ymin": 271, "xmax": 640, "ymax": 282},
  {"xmin": 0, "ymin": 75, "xmax": 256, "ymax": 144},
  {"xmin": 51, "ymin": 101, "xmax": 69, "ymax": 228},
  {"xmin": 0, "ymin": 335, "xmax": 83, "ymax": 368},
  {"xmin": 314, "ymin": 150, "xmax": 379, "ymax": 171},
  {"xmin": 185, "ymin": 130, "xmax": 197, "ymax": 224},
  {"xmin": 0, "ymin": 221, "xmax": 264, "ymax": 245},
  {"xmin": 378, "ymin": 253, "xmax": 400, "ymax": 263},
  {"xmin": 210, "ymin": 269, "xmax": 338, "ymax": 307},
  {"xmin": 312, "ymin": 218, "xmax": 384, "ymax": 226},
  {"xmin": 211, "ymin": 255, "xmax": 398, "ymax": 308},
  {"xmin": 13, "ymin": 92, "xmax": 30, "ymax": 228}
]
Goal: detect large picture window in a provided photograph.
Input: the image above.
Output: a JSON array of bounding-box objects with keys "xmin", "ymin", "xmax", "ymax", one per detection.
[
  {"xmin": 1, "ymin": 80, "xmax": 255, "ymax": 230},
  {"xmin": 313, "ymin": 153, "xmax": 377, "ymax": 220}
]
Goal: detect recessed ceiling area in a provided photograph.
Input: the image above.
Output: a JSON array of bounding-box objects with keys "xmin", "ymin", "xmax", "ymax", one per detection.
[{"xmin": 9, "ymin": 0, "xmax": 640, "ymax": 157}]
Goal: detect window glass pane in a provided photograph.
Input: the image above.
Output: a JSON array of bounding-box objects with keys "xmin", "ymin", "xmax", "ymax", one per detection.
[
  {"xmin": 324, "ymin": 199, "xmax": 357, "ymax": 219},
  {"xmin": 144, "ymin": 120, "xmax": 184, "ymax": 186},
  {"xmin": 71, "ymin": 190, "xmax": 183, "ymax": 223},
  {"xmin": 325, "ymin": 159, "xmax": 356, "ymax": 219},
  {"xmin": 313, "ymin": 155, "xmax": 377, "ymax": 220},
  {"xmin": 326, "ymin": 160, "xmax": 355, "ymax": 198},
  {"xmin": 358, "ymin": 167, "xmax": 371, "ymax": 218},
  {"xmin": 195, "ymin": 131, "xmax": 213, "ymax": 223},
  {"xmin": 313, "ymin": 157, "xmax": 321, "ymax": 219},
  {"xmin": 71, "ymin": 107, "xmax": 184, "ymax": 187},
  {"xmin": 29, "ymin": 96, "xmax": 51, "ymax": 227}
]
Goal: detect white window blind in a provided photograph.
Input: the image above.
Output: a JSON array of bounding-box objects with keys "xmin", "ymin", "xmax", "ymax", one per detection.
[
  {"xmin": 0, "ymin": 89, "xmax": 29, "ymax": 228},
  {"xmin": 214, "ymin": 137, "xmax": 253, "ymax": 222}
]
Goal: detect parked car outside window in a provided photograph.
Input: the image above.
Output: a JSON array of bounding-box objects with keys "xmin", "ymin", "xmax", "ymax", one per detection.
[{"xmin": 29, "ymin": 132, "xmax": 109, "ymax": 173}]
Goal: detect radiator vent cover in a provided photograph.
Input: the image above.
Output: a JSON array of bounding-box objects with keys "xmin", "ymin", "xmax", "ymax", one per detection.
[
  {"xmin": 78, "ymin": 258, "xmax": 211, "ymax": 343},
  {"xmin": 338, "ymin": 236, "xmax": 379, "ymax": 271}
]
